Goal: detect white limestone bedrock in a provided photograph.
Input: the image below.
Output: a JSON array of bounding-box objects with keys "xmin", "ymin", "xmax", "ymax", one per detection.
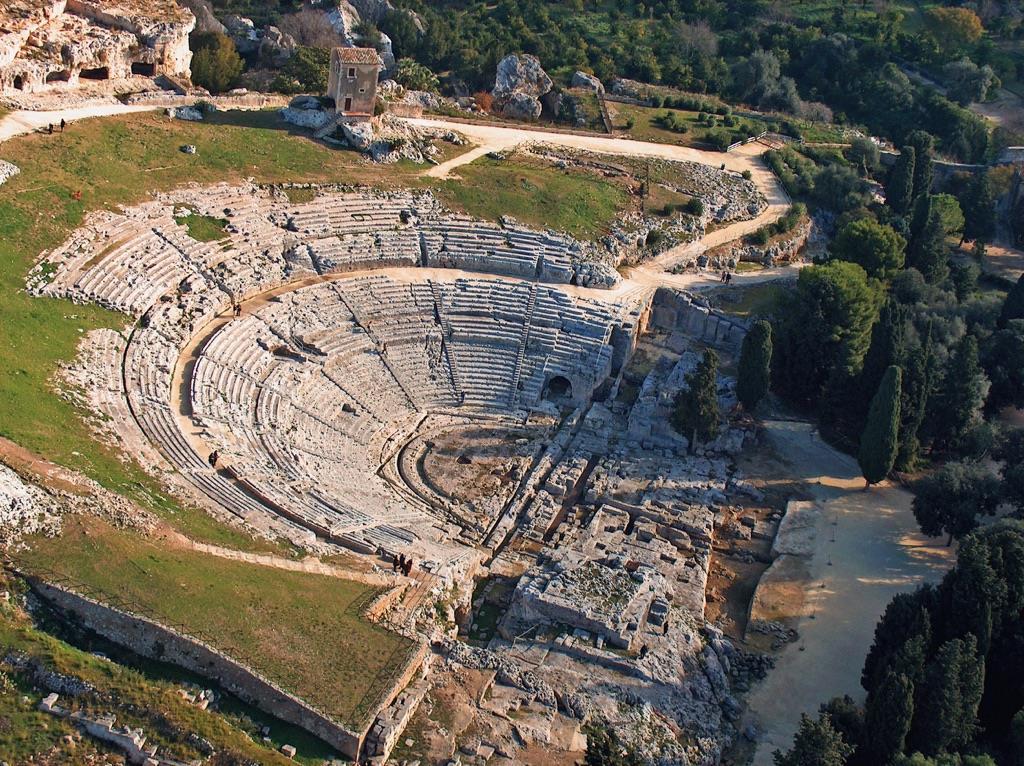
[{"xmin": 31, "ymin": 186, "xmax": 633, "ymax": 565}]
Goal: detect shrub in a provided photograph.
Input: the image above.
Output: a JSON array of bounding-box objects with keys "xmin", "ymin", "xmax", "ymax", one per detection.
[
  {"xmin": 275, "ymin": 46, "xmax": 331, "ymax": 93},
  {"xmin": 474, "ymin": 91, "xmax": 494, "ymax": 112},
  {"xmin": 742, "ymin": 169, "xmax": 752, "ymax": 180},
  {"xmin": 394, "ymin": 58, "xmax": 440, "ymax": 93},
  {"xmin": 646, "ymin": 229, "xmax": 666, "ymax": 248},
  {"xmin": 685, "ymin": 197, "xmax": 705, "ymax": 216},
  {"xmin": 190, "ymin": 32, "xmax": 244, "ymax": 94}
]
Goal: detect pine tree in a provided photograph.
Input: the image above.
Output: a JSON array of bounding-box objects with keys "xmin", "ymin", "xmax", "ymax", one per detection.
[
  {"xmin": 773, "ymin": 713, "xmax": 854, "ymax": 766},
  {"xmin": 888, "ymin": 146, "xmax": 916, "ymax": 217},
  {"xmin": 865, "ymin": 670, "xmax": 915, "ymax": 763},
  {"xmin": 671, "ymin": 349, "xmax": 720, "ymax": 448},
  {"xmin": 858, "ymin": 365, "xmax": 902, "ymax": 486},
  {"xmin": 737, "ymin": 320, "xmax": 773, "ymax": 412},
  {"xmin": 933, "ymin": 334, "xmax": 987, "ymax": 450},
  {"xmin": 911, "ymin": 460, "xmax": 1003, "ymax": 545},
  {"xmin": 999, "ymin": 274, "xmax": 1024, "ymax": 329}
]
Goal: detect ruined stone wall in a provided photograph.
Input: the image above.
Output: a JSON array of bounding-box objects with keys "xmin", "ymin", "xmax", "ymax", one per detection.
[
  {"xmin": 648, "ymin": 288, "xmax": 747, "ymax": 351},
  {"xmin": 30, "ymin": 579, "xmax": 364, "ymax": 758}
]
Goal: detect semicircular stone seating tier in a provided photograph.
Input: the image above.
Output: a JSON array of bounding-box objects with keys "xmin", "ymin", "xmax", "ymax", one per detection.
[{"xmin": 37, "ymin": 185, "xmax": 633, "ymax": 568}]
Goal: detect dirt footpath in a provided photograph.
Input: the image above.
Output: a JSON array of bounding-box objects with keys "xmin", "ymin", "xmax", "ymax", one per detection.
[{"xmin": 742, "ymin": 420, "xmax": 954, "ymax": 765}]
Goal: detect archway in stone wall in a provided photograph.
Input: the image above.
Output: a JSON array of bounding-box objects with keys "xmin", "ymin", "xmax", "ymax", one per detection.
[
  {"xmin": 13, "ymin": 75, "xmax": 24, "ymax": 90},
  {"xmin": 543, "ymin": 375, "xmax": 574, "ymax": 402},
  {"xmin": 79, "ymin": 67, "xmax": 110, "ymax": 81},
  {"xmin": 131, "ymin": 62, "xmax": 156, "ymax": 77}
]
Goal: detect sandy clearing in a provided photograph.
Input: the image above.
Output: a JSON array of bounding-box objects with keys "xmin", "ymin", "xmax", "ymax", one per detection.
[{"xmin": 743, "ymin": 420, "xmax": 954, "ymax": 765}]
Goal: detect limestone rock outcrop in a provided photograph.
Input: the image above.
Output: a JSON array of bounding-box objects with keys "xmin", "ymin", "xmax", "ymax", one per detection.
[
  {"xmin": 492, "ymin": 53, "xmax": 552, "ymax": 121},
  {"xmin": 571, "ymin": 70, "xmax": 604, "ymax": 93},
  {"xmin": 0, "ymin": 0, "xmax": 195, "ymax": 95}
]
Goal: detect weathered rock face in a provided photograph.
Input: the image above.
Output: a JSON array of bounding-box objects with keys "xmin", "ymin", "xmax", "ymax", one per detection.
[
  {"xmin": 258, "ymin": 25, "xmax": 297, "ymax": 67},
  {"xmin": 223, "ymin": 14, "xmax": 259, "ymax": 55},
  {"xmin": 571, "ymin": 70, "xmax": 604, "ymax": 93},
  {"xmin": 0, "ymin": 0, "xmax": 195, "ymax": 95},
  {"xmin": 492, "ymin": 53, "xmax": 552, "ymax": 121},
  {"xmin": 178, "ymin": 0, "xmax": 225, "ymax": 35},
  {"xmin": 493, "ymin": 53, "xmax": 552, "ymax": 99}
]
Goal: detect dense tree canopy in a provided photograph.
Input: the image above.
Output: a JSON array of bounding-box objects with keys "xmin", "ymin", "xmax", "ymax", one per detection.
[{"xmin": 772, "ymin": 262, "xmax": 881, "ymax": 411}]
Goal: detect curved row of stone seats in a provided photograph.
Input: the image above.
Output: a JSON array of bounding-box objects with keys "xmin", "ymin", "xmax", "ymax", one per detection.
[
  {"xmin": 72, "ymin": 226, "xmax": 189, "ymax": 315},
  {"xmin": 295, "ymin": 229, "xmax": 422, "ymax": 274},
  {"xmin": 514, "ymin": 289, "xmax": 618, "ymax": 405},
  {"xmin": 434, "ymin": 280, "xmax": 535, "ymax": 408},
  {"xmin": 336, "ymin": 277, "xmax": 461, "ymax": 410},
  {"xmin": 285, "ymin": 192, "xmax": 433, "ymax": 238},
  {"xmin": 189, "ymin": 297, "xmax": 432, "ymax": 549},
  {"xmin": 421, "ymin": 218, "xmax": 579, "ymax": 285}
]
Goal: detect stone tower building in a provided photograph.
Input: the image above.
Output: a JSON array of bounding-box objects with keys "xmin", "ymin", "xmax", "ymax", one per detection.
[{"xmin": 327, "ymin": 47, "xmax": 383, "ymax": 122}]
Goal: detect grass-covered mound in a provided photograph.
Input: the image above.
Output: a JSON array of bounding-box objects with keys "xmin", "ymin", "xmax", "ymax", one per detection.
[{"xmin": 18, "ymin": 516, "xmax": 415, "ymax": 730}]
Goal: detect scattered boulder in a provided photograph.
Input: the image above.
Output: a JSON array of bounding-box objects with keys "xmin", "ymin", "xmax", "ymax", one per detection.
[
  {"xmin": 500, "ymin": 91, "xmax": 544, "ymax": 121},
  {"xmin": 574, "ymin": 260, "xmax": 621, "ymax": 289},
  {"xmin": 571, "ymin": 71, "xmax": 604, "ymax": 93},
  {"xmin": 492, "ymin": 54, "xmax": 552, "ymax": 121},
  {"xmin": 180, "ymin": 145, "xmax": 197, "ymax": 155},
  {"xmin": 288, "ymin": 95, "xmax": 322, "ymax": 110},
  {"xmin": 341, "ymin": 120, "xmax": 376, "ymax": 151},
  {"xmin": 281, "ymin": 106, "xmax": 333, "ymax": 130},
  {"xmin": 178, "ymin": 0, "xmax": 226, "ymax": 35},
  {"xmin": 168, "ymin": 105, "xmax": 204, "ymax": 122},
  {"xmin": 0, "ymin": 161, "xmax": 20, "ymax": 188}
]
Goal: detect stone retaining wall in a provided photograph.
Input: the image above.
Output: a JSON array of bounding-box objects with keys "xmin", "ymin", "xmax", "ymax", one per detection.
[
  {"xmin": 29, "ymin": 578, "xmax": 368, "ymax": 758},
  {"xmin": 649, "ymin": 288, "xmax": 747, "ymax": 351}
]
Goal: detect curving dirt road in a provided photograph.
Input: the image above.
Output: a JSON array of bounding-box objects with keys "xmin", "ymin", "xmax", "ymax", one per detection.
[{"xmin": 0, "ymin": 102, "xmax": 160, "ymax": 143}]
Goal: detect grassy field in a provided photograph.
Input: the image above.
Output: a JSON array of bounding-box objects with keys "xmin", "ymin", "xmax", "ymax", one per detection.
[
  {"xmin": 0, "ymin": 572, "xmax": 328, "ymax": 764},
  {"xmin": 18, "ymin": 517, "xmax": 415, "ymax": 730},
  {"xmin": 434, "ymin": 153, "xmax": 628, "ymax": 238},
  {"xmin": 175, "ymin": 208, "xmax": 229, "ymax": 242},
  {"xmin": 610, "ymin": 102, "xmax": 768, "ymax": 149},
  {"xmin": 609, "ymin": 101, "xmax": 851, "ymax": 148},
  {"xmin": 708, "ymin": 282, "xmax": 792, "ymax": 319}
]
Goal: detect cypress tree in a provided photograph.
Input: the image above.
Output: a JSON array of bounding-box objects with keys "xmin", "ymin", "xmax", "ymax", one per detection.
[
  {"xmin": 999, "ymin": 274, "xmax": 1024, "ymax": 329},
  {"xmin": 737, "ymin": 320, "xmax": 773, "ymax": 412},
  {"xmin": 888, "ymin": 145, "xmax": 916, "ymax": 217},
  {"xmin": 773, "ymin": 714, "xmax": 854, "ymax": 766},
  {"xmin": 864, "ymin": 670, "xmax": 915, "ymax": 763},
  {"xmin": 908, "ymin": 198, "xmax": 949, "ymax": 284},
  {"xmin": 910, "ymin": 636, "xmax": 984, "ymax": 755},
  {"xmin": 862, "ymin": 591, "xmax": 933, "ymax": 694},
  {"xmin": 896, "ymin": 326, "xmax": 933, "ymax": 470},
  {"xmin": 858, "ymin": 365, "xmax": 902, "ymax": 486},
  {"xmin": 909, "ymin": 130, "xmax": 935, "ymax": 202},
  {"xmin": 961, "ymin": 171, "xmax": 996, "ymax": 244},
  {"xmin": 672, "ymin": 349, "xmax": 720, "ymax": 449},
  {"xmin": 860, "ymin": 300, "xmax": 907, "ymax": 417},
  {"xmin": 934, "ymin": 334, "xmax": 987, "ymax": 450}
]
